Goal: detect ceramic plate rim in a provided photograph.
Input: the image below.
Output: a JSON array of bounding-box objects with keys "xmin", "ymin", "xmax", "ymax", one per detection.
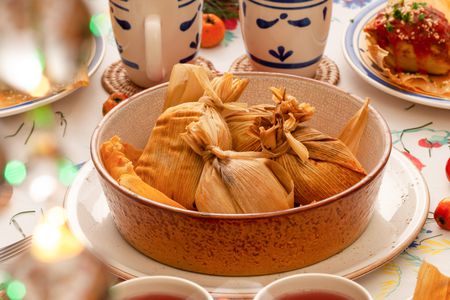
[
  {"xmin": 342, "ymin": 0, "xmax": 450, "ymax": 110},
  {"xmin": 64, "ymin": 149, "xmax": 429, "ymax": 297},
  {"xmin": 0, "ymin": 34, "xmax": 106, "ymax": 118}
]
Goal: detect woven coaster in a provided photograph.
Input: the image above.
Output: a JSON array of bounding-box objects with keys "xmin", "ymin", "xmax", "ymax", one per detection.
[
  {"xmin": 102, "ymin": 56, "xmax": 219, "ymax": 96},
  {"xmin": 229, "ymin": 55, "xmax": 340, "ymax": 86}
]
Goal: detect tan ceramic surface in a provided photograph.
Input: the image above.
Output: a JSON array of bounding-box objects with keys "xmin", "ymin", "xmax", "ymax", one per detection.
[{"xmin": 91, "ymin": 73, "xmax": 392, "ymax": 276}]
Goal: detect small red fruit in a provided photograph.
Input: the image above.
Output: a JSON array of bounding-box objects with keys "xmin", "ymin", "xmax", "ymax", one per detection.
[
  {"xmin": 434, "ymin": 197, "xmax": 450, "ymax": 230},
  {"xmin": 201, "ymin": 13, "xmax": 226, "ymax": 48},
  {"xmin": 102, "ymin": 93, "xmax": 128, "ymax": 116},
  {"xmin": 446, "ymin": 158, "xmax": 450, "ymax": 181}
]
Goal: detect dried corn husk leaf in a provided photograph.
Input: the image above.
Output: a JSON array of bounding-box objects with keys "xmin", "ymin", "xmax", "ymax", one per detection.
[
  {"xmin": 135, "ymin": 102, "xmax": 231, "ymax": 209},
  {"xmin": 338, "ymin": 98, "xmax": 370, "ymax": 156},
  {"xmin": 226, "ymin": 87, "xmax": 366, "ymax": 205},
  {"xmin": 164, "ymin": 64, "xmax": 249, "ymax": 110},
  {"xmin": 413, "ymin": 261, "xmax": 450, "ymax": 300},
  {"xmin": 118, "ymin": 174, "xmax": 185, "ymax": 209},
  {"xmin": 136, "ymin": 71, "xmax": 248, "ymax": 209},
  {"xmin": 100, "ymin": 135, "xmax": 136, "ymax": 181},
  {"xmin": 182, "ymin": 116, "xmax": 294, "ymax": 214},
  {"xmin": 100, "ymin": 136, "xmax": 184, "ymax": 209},
  {"xmin": 164, "ymin": 64, "xmax": 212, "ymax": 110}
]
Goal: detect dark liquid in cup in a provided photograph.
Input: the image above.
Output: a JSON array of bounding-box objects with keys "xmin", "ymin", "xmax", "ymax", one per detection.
[
  {"xmin": 126, "ymin": 294, "xmax": 185, "ymax": 300},
  {"xmin": 277, "ymin": 290, "xmax": 353, "ymax": 300}
]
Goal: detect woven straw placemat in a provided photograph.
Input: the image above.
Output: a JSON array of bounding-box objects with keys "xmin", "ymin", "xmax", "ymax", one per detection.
[
  {"xmin": 229, "ymin": 55, "xmax": 340, "ymax": 86},
  {"xmin": 102, "ymin": 56, "xmax": 218, "ymax": 96}
]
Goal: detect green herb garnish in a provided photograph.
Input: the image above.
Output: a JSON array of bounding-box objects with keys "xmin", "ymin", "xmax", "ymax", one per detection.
[
  {"xmin": 418, "ymin": 13, "xmax": 425, "ymax": 21},
  {"xmin": 402, "ymin": 11, "xmax": 411, "ymax": 22},
  {"xmin": 386, "ymin": 22, "xmax": 394, "ymax": 32},
  {"xmin": 393, "ymin": 8, "xmax": 403, "ymax": 20}
]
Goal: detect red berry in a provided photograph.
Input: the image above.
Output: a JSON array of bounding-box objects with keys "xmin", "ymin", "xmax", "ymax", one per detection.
[
  {"xmin": 446, "ymin": 158, "xmax": 450, "ymax": 181},
  {"xmin": 434, "ymin": 197, "xmax": 450, "ymax": 230}
]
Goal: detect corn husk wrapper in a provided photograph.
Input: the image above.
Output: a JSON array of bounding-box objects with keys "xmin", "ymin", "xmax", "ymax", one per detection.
[
  {"xmin": 164, "ymin": 64, "xmax": 212, "ymax": 110},
  {"xmin": 226, "ymin": 87, "xmax": 367, "ymax": 205},
  {"xmin": 365, "ymin": 31, "xmax": 450, "ymax": 100},
  {"xmin": 181, "ymin": 116, "xmax": 294, "ymax": 214},
  {"xmin": 338, "ymin": 98, "xmax": 370, "ymax": 156},
  {"xmin": 413, "ymin": 261, "xmax": 450, "ymax": 300},
  {"xmin": 100, "ymin": 136, "xmax": 185, "ymax": 209},
  {"xmin": 136, "ymin": 67, "xmax": 248, "ymax": 209},
  {"xmin": 164, "ymin": 63, "xmax": 249, "ymax": 110}
]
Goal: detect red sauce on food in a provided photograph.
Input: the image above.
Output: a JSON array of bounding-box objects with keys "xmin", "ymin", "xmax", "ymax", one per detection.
[
  {"xmin": 366, "ymin": 2, "xmax": 450, "ymax": 73},
  {"xmin": 276, "ymin": 290, "xmax": 353, "ymax": 300},
  {"xmin": 126, "ymin": 294, "xmax": 185, "ymax": 300}
]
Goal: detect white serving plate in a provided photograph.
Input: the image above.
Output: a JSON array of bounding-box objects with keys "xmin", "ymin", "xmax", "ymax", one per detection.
[
  {"xmin": 0, "ymin": 34, "xmax": 106, "ymax": 118},
  {"xmin": 65, "ymin": 149, "xmax": 429, "ymax": 298},
  {"xmin": 343, "ymin": 0, "xmax": 450, "ymax": 110}
]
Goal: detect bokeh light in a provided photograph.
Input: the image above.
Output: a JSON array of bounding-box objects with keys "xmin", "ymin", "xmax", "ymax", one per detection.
[
  {"xmin": 33, "ymin": 223, "xmax": 61, "ymax": 253},
  {"xmin": 58, "ymin": 160, "xmax": 78, "ymax": 186},
  {"xmin": 29, "ymin": 175, "xmax": 57, "ymax": 202},
  {"xmin": 46, "ymin": 207, "xmax": 66, "ymax": 227},
  {"xmin": 4, "ymin": 160, "xmax": 27, "ymax": 186},
  {"xmin": 6, "ymin": 280, "xmax": 26, "ymax": 300},
  {"xmin": 89, "ymin": 13, "xmax": 109, "ymax": 37},
  {"xmin": 29, "ymin": 106, "xmax": 54, "ymax": 128}
]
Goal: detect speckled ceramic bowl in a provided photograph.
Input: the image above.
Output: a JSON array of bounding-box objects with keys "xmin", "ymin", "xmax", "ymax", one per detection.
[{"xmin": 91, "ymin": 72, "xmax": 391, "ymax": 276}]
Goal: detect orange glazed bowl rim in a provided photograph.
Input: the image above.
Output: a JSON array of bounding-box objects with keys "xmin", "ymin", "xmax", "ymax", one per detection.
[{"xmin": 91, "ymin": 72, "xmax": 392, "ymax": 219}]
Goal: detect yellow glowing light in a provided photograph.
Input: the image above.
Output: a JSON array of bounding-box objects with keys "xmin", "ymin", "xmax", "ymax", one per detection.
[
  {"xmin": 33, "ymin": 223, "xmax": 61, "ymax": 252},
  {"xmin": 30, "ymin": 76, "xmax": 50, "ymax": 98},
  {"xmin": 31, "ymin": 207, "xmax": 83, "ymax": 263},
  {"xmin": 46, "ymin": 207, "xmax": 66, "ymax": 227}
]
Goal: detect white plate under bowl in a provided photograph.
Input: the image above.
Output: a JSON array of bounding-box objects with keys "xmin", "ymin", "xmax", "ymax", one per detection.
[
  {"xmin": 343, "ymin": 0, "xmax": 450, "ymax": 110},
  {"xmin": 65, "ymin": 149, "xmax": 429, "ymax": 299},
  {"xmin": 0, "ymin": 34, "xmax": 106, "ymax": 118}
]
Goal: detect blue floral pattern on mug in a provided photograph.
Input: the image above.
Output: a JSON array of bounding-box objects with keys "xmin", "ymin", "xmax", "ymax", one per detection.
[
  {"xmin": 109, "ymin": 1, "xmax": 140, "ymax": 70},
  {"xmin": 239, "ymin": 0, "xmax": 331, "ymax": 75},
  {"xmin": 178, "ymin": 1, "xmax": 202, "ymax": 63}
]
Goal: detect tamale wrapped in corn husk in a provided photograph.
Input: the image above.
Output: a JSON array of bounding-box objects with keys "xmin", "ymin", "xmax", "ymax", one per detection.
[
  {"xmin": 182, "ymin": 116, "xmax": 294, "ymax": 214},
  {"xmin": 164, "ymin": 64, "xmax": 213, "ymax": 111},
  {"xmin": 164, "ymin": 63, "xmax": 249, "ymax": 110},
  {"xmin": 136, "ymin": 66, "xmax": 248, "ymax": 209},
  {"xmin": 100, "ymin": 136, "xmax": 185, "ymax": 209},
  {"xmin": 413, "ymin": 261, "xmax": 450, "ymax": 300},
  {"xmin": 225, "ymin": 87, "xmax": 368, "ymax": 205}
]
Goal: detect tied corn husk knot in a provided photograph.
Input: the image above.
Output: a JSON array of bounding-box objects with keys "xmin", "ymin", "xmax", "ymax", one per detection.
[
  {"xmin": 136, "ymin": 66, "xmax": 245, "ymax": 209},
  {"xmin": 225, "ymin": 88, "xmax": 367, "ymax": 205},
  {"xmin": 182, "ymin": 116, "xmax": 294, "ymax": 214}
]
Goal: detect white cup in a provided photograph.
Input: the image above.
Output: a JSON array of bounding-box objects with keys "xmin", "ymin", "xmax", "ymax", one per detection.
[
  {"xmin": 109, "ymin": 0, "xmax": 203, "ymax": 87},
  {"xmin": 254, "ymin": 273, "xmax": 374, "ymax": 300},
  {"xmin": 110, "ymin": 276, "xmax": 213, "ymax": 300},
  {"xmin": 239, "ymin": 0, "xmax": 332, "ymax": 78}
]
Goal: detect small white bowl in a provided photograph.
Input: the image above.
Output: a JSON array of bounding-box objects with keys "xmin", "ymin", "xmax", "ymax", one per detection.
[
  {"xmin": 254, "ymin": 273, "xmax": 373, "ymax": 300},
  {"xmin": 110, "ymin": 276, "xmax": 213, "ymax": 300}
]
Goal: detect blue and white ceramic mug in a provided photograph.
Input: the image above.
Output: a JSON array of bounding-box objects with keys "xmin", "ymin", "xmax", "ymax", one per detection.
[
  {"xmin": 110, "ymin": 0, "xmax": 203, "ymax": 87},
  {"xmin": 239, "ymin": 0, "xmax": 332, "ymax": 78}
]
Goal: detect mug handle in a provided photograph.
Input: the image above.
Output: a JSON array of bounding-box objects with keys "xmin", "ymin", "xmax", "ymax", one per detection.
[{"xmin": 144, "ymin": 14, "xmax": 163, "ymax": 82}]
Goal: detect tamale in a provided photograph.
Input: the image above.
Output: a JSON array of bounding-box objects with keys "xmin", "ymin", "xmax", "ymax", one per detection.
[
  {"xmin": 100, "ymin": 136, "xmax": 185, "ymax": 209},
  {"xmin": 136, "ymin": 67, "xmax": 248, "ymax": 209},
  {"xmin": 413, "ymin": 261, "xmax": 450, "ymax": 300},
  {"xmin": 163, "ymin": 63, "xmax": 249, "ymax": 110},
  {"xmin": 225, "ymin": 87, "xmax": 367, "ymax": 205},
  {"xmin": 182, "ymin": 116, "xmax": 294, "ymax": 214}
]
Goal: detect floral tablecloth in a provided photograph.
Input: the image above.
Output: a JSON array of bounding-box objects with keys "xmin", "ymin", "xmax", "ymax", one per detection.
[{"xmin": 0, "ymin": 0, "xmax": 449, "ymax": 299}]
